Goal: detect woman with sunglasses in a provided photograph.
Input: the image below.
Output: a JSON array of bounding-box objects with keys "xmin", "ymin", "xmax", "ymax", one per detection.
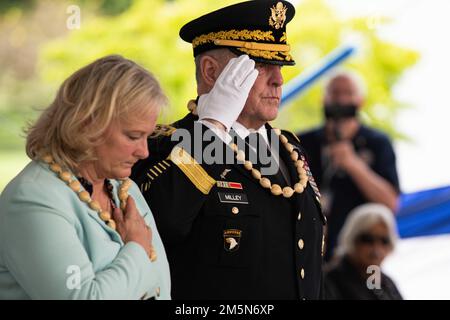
[{"xmin": 324, "ymin": 203, "xmax": 403, "ymax": 300}]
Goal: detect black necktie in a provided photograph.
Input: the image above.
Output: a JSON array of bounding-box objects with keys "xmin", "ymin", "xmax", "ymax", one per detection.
[{"xmin": 245, "ymin": 132, "xmax": 287, "ymax": 185}]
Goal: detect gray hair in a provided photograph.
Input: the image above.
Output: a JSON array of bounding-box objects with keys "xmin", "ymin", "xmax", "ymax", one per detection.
[
  {"xmin": 324, "ymin": 69, "xmax": 367, "ymax": 99},
  {"xmin": 334, "ymin": 203, "xmax": 399, "ymax": 258}
]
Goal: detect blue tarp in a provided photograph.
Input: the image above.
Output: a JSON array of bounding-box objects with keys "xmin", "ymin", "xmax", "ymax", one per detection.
[
  {"xmin": 280, "ymin": 45, "xmax": 355, "ymax": 108},
  {"xmin": 396, "ymin": 185, "xmax": 450, "ymax": 238}
]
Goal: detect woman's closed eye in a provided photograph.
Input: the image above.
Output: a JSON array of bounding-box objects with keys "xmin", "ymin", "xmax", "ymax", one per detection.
[
  {"xmin": 125, "ymin": 130, "xmax": 145, "ymax": 141},
  {"xmin": 127, "ymin": 134, "xmax": 141, "ymax": 141}
]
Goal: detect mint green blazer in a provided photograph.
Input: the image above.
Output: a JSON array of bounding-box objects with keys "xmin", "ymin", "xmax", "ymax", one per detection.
[{"xmin": 0, "ymin": 161, "xmax": 171, "ymax": 300}]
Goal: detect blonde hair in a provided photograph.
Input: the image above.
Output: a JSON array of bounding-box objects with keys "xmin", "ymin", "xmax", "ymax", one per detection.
[
  {"xmin": 26, "ymin": 55, "xmax": 167, "ymax": 171},
  {"xmin": 335, "ymin": 203, "xmax": 398, "ymax": 258}
]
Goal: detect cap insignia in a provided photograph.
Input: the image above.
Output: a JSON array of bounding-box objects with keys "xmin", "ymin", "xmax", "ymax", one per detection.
[{"xmin": 269, "ymin": 2, "xmax": 288, "ymax": 30}]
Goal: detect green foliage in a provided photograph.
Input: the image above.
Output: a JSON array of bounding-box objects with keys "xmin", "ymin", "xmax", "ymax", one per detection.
[
  {"xmin": 0, "ymin": 150, "xmax": 30, "ymax": 191},
  {"xmin": 0, "ymin": 1, "xmax": 70, "ymax": 150},
  {"xmin": 40, "ymin": 0, "xmax": 244, "ymax": 123},
  {"xmin": 0, "ymin": 0, "xmax": 138, "ymax": 151},
  {"xmin": 0, "ymin": 0, "xmax": 35, "ymax": 13}
]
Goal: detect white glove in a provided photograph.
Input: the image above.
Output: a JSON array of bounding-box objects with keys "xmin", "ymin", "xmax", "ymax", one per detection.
[{"xmin": 197, "ymin": 55, "xmax": 259, "ymax": 131}]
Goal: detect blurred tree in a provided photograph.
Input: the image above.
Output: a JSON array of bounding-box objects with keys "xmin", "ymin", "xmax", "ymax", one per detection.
[
  {"xmin": 38, "ymin": 0, "xmax": 233, "ymax": 124},
  {"xmin": 0, "ymin": 0, "xmax": 127, "ymax": 150},
  {"xmin": 0, "ymin": 0, "xmax": 71, "ymax": 150},
  {"xmin": 0, "ymin": 0, "xmax": 142, "ymax": 190}
]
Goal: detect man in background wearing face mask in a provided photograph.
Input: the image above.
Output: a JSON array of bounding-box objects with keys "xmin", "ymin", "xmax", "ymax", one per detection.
[{"xmin": 297, "ymin": 71, "xmax": 400, "ymax": 261}]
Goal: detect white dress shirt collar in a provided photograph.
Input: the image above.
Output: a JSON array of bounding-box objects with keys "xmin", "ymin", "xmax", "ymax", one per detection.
[{"xmin": 232, "ymin": 121, "xmax": 268, "ymax": 144}]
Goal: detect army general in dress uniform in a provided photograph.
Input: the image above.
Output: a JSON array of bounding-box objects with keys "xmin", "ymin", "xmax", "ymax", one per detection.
[{"xmin": 131, "ymin": 0, "xmax": 326, "ymax": 300}]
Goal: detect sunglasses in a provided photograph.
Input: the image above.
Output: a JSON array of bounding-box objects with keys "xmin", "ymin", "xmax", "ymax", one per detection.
[{"xmin": 356, "ymin": 233, "xmax": 390, "ymax": 246}]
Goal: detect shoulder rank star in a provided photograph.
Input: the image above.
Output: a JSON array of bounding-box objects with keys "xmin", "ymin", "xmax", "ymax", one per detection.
[{"xmin": 269, "ymin": 2, "xmax": 287, "ymax": 29}]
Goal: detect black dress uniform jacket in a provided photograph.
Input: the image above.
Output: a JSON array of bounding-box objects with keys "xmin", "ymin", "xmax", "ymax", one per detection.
[{"xmin": 131, "ymin": 113, "xmax": 326, "ymax": 300}]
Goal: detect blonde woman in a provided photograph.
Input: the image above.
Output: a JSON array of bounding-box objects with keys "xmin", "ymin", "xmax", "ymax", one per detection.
[{"xmin": 0, "ymin": 55, "xmax": 170, "ymax": 299}]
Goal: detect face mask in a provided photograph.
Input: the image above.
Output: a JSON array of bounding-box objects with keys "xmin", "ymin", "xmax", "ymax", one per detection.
[{"xmin": 324, "ymin": 103, "xmax": 358, "ymax": 120}]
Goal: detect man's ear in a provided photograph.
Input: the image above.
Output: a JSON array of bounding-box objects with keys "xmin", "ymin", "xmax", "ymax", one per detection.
[{"xmin": 200, "ymin": 55, "xmax": 221, "ymax": 87}]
